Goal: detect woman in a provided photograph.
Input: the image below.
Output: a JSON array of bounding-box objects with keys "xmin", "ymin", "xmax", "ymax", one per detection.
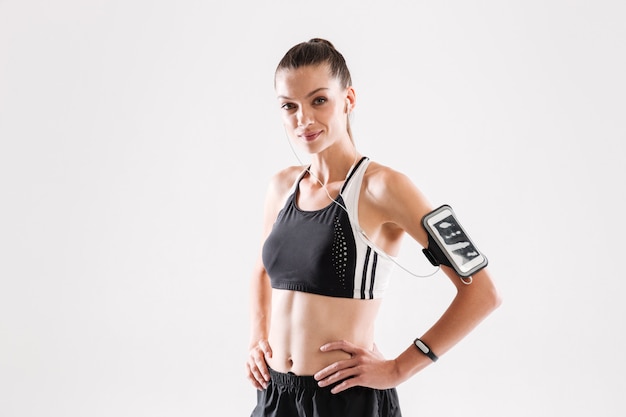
[{"xmin": 246, "ymin": 38, "xmax": 501, "ymax": 417}]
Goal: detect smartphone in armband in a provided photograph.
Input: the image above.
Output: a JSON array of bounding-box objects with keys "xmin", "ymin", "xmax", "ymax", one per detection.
[{"xmin": 422, "ymin": 204, "xmax": 488, "ymax": 277}]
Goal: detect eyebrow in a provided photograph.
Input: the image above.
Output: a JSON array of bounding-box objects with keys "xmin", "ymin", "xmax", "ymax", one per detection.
[{"xmin": 277, "ymin": 87, "xmax": 329, "ymax": 100}]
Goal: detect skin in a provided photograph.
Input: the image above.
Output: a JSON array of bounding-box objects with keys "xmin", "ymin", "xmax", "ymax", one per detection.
[{"xmin": 246, "ymin": 63, "xmax": 502, "ymax": 394}]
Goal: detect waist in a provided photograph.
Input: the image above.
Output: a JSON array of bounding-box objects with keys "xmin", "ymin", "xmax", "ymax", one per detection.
[
  {"xmin": 267, "ymin": 289, "xmax": 381, "ymax": 375},
  {"xmin": 268, "ymin": 367, "xmax": 320, "ymax": 388}
]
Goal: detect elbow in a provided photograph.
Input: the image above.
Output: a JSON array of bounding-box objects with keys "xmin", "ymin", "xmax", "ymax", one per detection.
[
  {"xmin": 472, "ymin": 271, "xmax": 502, "ymax": 313},
  {"xmin": 484, "ymin": 281, "xmax": 503, "ymax": 313},
  {"xmin": 490, "ymin": 288, "xmax": 503, "ymax": 312},
  {"xmin": 452, "ymin": 268, "xmax": 502, "ymax": 314},
  {"xmin": 475, "ymin": 269, "xmax": 502, "ymax": 312}
]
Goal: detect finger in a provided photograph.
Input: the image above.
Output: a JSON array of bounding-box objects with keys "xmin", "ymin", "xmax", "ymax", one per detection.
[
  {"xmin": 259, "ymin": 340, "xmax": 273, "ymax": 358},
  {"xmin": 247, "ymin": 350, "xmax": 270, "ymax": 386},
  {"xmin": 320, "ymin": 340, "xmax": 357, "ymax": 354},
  {"xmin": 257, "ymin": 360, "xmax": 271, "ymax": 382},
  {"xmin": 251, "ymin": 355, "xmax": 270, "ymax": 383},
  {"xmin": 330, "ymin": 376, "xmax": 359, "ymax": 394},
  {"xmin": 249, "ymin": 345, "xmax": 271, "ymax": 382},
  {"xmin": 314, "ymin": 358, "xmax": 357, "ymax": 382},
  {"xmin": 318, "ymin": 366, "xmax": 361, "ymax": 390},
  {"xmin": 246, "ymin": 362, "xmax": 267, "ymax": 390}
]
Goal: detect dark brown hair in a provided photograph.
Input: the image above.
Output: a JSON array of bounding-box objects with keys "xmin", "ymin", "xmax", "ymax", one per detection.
[{"xmin": 275, "ymin": 38, "xmax": 352, "ymax": 88}]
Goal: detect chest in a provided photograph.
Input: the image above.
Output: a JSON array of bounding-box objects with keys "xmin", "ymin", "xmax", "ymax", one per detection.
[{"xmin": 294, "ymin": 178, "xmax": 343, "ymax": 211}]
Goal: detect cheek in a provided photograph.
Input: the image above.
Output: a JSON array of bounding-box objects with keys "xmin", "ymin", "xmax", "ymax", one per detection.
[
  {"xmin": 315, "ymin": 106, "xmax": 336, "ymax": 125},
  {"xmin": 281, "ymin": 113, "xmax": 296, "ymax": 127},
  {"xmin": 328, "ymin": 107, "xmax": 346, "ymax": 128}
]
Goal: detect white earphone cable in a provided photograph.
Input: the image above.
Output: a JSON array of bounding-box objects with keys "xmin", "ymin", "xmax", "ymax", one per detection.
[{"xmin": 283, "ymin": 132, "xmax": 440, "ymax": 279}]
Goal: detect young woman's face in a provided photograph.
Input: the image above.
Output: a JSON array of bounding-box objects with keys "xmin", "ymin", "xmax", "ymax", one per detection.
[{"xmin": 275, "ymin": 64, "xmax": 354, "ymax": 154}]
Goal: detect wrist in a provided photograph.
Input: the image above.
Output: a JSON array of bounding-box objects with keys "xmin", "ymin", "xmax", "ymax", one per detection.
[
  {"xmin": 413, "ymin": 338, "xmax": 438, "ymax": 362},
  {"xmin": 249, "ymin": 334, "xmax": 268, "ymax": 349}
]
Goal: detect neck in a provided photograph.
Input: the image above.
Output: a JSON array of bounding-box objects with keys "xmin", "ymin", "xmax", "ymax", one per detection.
[{"xmin": 308, "ymin": 148, "xmax": 361, "ymax": 186}]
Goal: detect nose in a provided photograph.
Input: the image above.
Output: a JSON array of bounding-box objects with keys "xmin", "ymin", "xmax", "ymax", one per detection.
[{"xmin": 296, "ymin": 106, "xmax": 312, "ymax": 127}]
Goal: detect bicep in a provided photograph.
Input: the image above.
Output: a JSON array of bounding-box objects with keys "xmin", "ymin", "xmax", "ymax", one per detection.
[
  {"xmin": 380, "ymin": 171, "xmax": 435, "ymax": 249},
  {"xmin": 382, "ymin": 172, "xmax": 498, "ymax": 294}
]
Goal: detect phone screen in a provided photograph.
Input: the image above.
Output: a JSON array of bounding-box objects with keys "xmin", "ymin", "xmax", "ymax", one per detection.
[
  {"xmin": 424, "ymin": 206, "xmax": 487, "ymax": 275},
  {"xmin": 431, "ymin": 214, "xmax": 481, "ymax": 269}
]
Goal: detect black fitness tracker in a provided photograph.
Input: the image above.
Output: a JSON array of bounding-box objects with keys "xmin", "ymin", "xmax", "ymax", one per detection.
[{"xmin": 413, "ymin": 338, "xmax": 438, "ymax": 362}]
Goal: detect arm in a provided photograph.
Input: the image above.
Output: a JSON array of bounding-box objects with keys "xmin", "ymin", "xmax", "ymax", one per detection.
[
  {"xmin": 315, "ymin": 166, "xmax": 502, "ymax": 392},
  {"xmin": 246, "ymin": 254, "xmax": 273, "ymax": 390},
  {"xmin": 393, "ymin": 266, "xmax": 501, "ymax": 382},
  {"xmin": 389, "ymin": 171, "xmax": 502, "ymax": 381},
  {"xmin": 245, "ymin": 167, "xmax": 300, "ymax": 390}
]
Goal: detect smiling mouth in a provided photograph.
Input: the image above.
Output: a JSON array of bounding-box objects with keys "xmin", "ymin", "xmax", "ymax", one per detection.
[{"xmin": 300, "ymin": 131, "xmax": 322, "ymax": 142}]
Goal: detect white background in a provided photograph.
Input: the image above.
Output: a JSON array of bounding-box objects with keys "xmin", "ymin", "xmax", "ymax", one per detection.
[{"xmin": 1, "ymin": 1, "xmax": 625, "ymax": 416}]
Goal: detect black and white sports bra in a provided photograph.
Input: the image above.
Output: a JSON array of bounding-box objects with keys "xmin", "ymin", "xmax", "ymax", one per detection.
[{"xmin": 262, "ymin": 157, "xmax": 394, "ymax": 299}]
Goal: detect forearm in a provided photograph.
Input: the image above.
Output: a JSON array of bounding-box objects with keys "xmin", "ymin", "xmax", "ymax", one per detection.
[
  {"xmin": 249, "ymin": 267, "xmax": 272, "ymax": 347},
  {"xmin": 246, "ymin": 265, "xmax": 274, "ymax": 389},
  {"xmin": 394, "ymin": 268, "xmax": 501, "ymax": 382}
]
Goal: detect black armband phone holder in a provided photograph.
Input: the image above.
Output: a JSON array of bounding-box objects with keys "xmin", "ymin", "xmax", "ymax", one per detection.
[
  {"xmin": 421, "ymin": 204, "xmax": 488, "ymax": 278},
  {"xmin": 422, "ymin": 235, "xmax": 453, "ymax": 269}
]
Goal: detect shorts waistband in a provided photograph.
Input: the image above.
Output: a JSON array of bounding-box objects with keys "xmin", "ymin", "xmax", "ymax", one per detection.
[{"xmin": 268, "ymin": 367, "xmax": 320, "ymax": 389}]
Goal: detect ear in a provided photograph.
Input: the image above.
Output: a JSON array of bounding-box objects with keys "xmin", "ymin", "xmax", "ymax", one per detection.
[{"xmin": 345, "ymin": 86, "xmax": 356, "ymax": 113}]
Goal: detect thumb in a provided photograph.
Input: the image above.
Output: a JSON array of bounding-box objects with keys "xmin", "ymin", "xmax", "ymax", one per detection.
[{"xmin": 260, "ymin": 340, "xmax": 273, "ymax": 358}]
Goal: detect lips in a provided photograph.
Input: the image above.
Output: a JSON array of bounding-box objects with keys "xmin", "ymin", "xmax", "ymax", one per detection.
[{"xmin": 299, "ymin": 130, "xmax": 322, "ymax": 142}]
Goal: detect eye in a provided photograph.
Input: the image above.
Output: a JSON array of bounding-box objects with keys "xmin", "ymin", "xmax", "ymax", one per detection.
[
  {"xmin": 313, "ymin": 97, "xmax": 327, "ymax": 105},
  {"xmin": 281, "ymin": 102, "xmax": 296, "ymax": 111}
]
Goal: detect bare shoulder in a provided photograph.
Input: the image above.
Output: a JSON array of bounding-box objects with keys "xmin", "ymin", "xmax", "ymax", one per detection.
[
  {"xmin": 263, "ymin": 165, "xmax": 305, "ymax": 213},
  {"xmin": 267, "ymin": 165, "xmax": 304, "ymax": 198},
  {"xmin": 361, "ymin": 160, "xmax": 434, "ymax": 244},
  {"xmin": 363, "ymin": 161, "xmax": 410, "ymax": 185},
  {"xmin": 363, "ymin": 161, "xmax": 430, "ymax": 208}
]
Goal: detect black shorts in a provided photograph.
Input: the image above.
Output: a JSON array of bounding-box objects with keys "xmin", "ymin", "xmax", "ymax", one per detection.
[{"xmin": 250, "ymin": 367, "xmax": 402, "ymax": 417}]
